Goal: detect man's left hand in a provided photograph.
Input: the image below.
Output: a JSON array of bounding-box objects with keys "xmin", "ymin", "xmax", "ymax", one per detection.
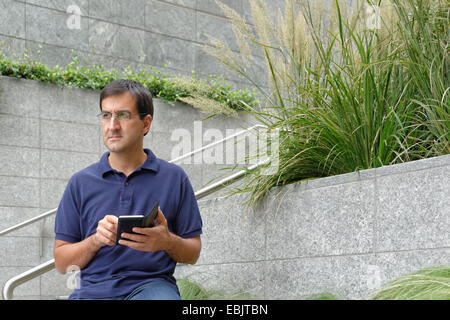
[{"xmin": 119, "ymin": 207, "xmax": 174, "ymax": 252}]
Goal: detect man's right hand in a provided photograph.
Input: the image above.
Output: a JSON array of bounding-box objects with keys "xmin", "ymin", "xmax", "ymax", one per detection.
[
  {"xmin": 93, "ymin": 215, "xmax": 118, "ymax": 247},
  {"xmin": 54, "ymin": 214, "xmax": 119, "ymax": 274}
]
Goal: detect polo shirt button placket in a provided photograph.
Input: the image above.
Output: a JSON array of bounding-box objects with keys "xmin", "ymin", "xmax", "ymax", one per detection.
[{"xmin": 120, "ymin": 179, "xmax": 133, "ymax": 211}]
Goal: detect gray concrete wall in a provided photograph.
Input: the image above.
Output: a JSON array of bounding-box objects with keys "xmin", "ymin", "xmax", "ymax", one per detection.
[
  {"xmin": 0, "ymin": 75, "xmax": 256, "ymax": 299},
  {"xmin": 0, "ymin": 0, "xmax": 281, "ymax": 89},
  {"xmin": 176, "ymin": 153, "xmax": 450, "ymax": 299}
]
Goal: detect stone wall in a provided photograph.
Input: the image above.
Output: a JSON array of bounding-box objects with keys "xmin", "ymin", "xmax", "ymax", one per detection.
[
  {"xmin": 0, "ymin": 0, "xmax": 281, "ymax": 89},
  {"xmin": 176, "ymin": 154, "xmax": 450, "ymax": 299}
]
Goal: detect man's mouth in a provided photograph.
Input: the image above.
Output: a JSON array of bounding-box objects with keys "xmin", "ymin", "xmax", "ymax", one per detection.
[{"xmin": 108, "ymin": 134, "xmax": 122, "ymax": 140}]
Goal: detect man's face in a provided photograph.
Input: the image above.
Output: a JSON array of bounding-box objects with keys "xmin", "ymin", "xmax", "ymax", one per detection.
[{"xmin": 100, "ymin": 91, "xmax": 151, "ymax": 154}]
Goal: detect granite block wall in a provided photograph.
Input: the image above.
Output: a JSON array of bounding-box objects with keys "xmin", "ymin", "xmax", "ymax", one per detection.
[
  {"xmin": 175, "ymin": 154, "xmax": 449, "ymax": 299},
  {"xmin": 0, "ymin": 0, "xmax": 282, "ymax": 89}
]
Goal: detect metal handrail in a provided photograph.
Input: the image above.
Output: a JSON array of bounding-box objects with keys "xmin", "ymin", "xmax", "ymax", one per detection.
[
  {"xmin": 169, "ymin": 124, "xmax": 267, "ymax": 163},
  {"xmin": 2, "ymin": 259, "xmax": 56, "ymax": 300},
  {"xmin": 2, "ymin": 158, "xmax": 270, "ymax": 300},
  {"xmin": 2, "ymin": 124, "xmax": 271, "ymax": 300},
  {"xmin": 193, "ymin": 159, "xmax": 269, "ymax": 199},
  {"xmin": 0, "ymin": 208, "xmax": 57, "ymax": 237},
  {"xmin": 0, "ymin": 124, "xmax": 267, "ymax": 237}
]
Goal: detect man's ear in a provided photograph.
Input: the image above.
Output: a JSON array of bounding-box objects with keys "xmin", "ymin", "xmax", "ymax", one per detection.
[{"xmin": 143, "ymin": 114, "xmax": 152, "ymax": 136}]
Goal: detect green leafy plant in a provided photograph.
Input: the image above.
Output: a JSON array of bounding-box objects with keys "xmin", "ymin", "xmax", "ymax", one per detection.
[
  {"xmin": 0, "ymin": 49, "xmax": 258, "ymax": 115},
  {"xmin": 391, "ymin": 0, "xmax": 450, "ymax": 156},
  {"xmin": 203, "ymin": 0, "xmax": 449, "ymax": 207}
]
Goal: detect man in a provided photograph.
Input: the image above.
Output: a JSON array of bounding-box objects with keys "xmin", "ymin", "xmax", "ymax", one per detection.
[{"xmin": 54, "ymin": 79, "xmax": 202, "ymax": 300}]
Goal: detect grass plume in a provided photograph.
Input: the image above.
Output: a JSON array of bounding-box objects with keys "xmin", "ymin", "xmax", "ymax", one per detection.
[
  {"xmin": 204, "ymin": 0, "xmax": 449, "ymax": 208},
  {"xmin": 371, "ymin": 265, "xmax": 450, "ymax": 300}
]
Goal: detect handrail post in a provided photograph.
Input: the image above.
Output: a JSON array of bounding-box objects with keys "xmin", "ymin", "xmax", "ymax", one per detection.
[{"xmin": 2, "ymin": 259, "xmax": 55, "ymax": 300}]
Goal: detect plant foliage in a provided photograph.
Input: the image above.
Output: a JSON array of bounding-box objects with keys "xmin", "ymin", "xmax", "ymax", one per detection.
[
  {"xmin": 204, "ymin": 0, "xmax": 449, "ymax": 207},
  {"xmin": 371, "ymin": 265, "xmax": 450, "ymax": 300},
  {"xmin": 0, "ymin": 49, "xmax": 258, "ymax": 115}
]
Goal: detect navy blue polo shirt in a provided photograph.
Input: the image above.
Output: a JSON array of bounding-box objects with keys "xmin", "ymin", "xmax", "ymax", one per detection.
[{"xmin": 54, "ymin": 149, "xmax": 202, "ymax": 299}]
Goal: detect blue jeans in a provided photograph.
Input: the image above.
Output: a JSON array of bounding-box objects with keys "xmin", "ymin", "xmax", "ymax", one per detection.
[
  {"xmin": 124, "ymin": 281, "xmax": 181, "ymax": 300},
  {"xmin": 79, "ymin": 281, "xmax": 181, "ymax": 300}
]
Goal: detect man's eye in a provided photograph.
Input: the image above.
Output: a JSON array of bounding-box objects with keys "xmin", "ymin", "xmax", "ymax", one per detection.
[
  {"xmin": 117, "ymin": 111, "xmax": 130, "ymax": 119},
  {"xmin": 102, "ymin": 112, "xmax": 112, "ymax": 119}
]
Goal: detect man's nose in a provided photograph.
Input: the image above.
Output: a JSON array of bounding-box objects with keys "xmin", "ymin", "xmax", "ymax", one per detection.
[{"xmin": 107, "ymin": 115, "xmax": 121, "ymax": 128}]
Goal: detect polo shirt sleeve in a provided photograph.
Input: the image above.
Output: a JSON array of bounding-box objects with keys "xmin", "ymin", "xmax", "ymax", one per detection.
[
  {"xmin": 173, "ymin": 175, "xmax": 203, "ymax": 239},
  {"xmin": 54, "ymin": 176, "xmax": 82, "ymax": 243}
]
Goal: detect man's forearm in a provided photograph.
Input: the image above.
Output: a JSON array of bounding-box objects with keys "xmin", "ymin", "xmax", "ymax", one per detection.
[
  {"xmin": 165, "ymin": 234, "xmax": 201, "ymax": 265},
  {"xmin": 54, "ymin": 234, "xmax": 102, "ymax": 274}
]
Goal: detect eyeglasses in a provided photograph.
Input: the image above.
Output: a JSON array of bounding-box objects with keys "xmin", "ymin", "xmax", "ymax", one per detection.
[{"xmin": 97, "ymin": 111, "xmax": 148, "ymax": 122}]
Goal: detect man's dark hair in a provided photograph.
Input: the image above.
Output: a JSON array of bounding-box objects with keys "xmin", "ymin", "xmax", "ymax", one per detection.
[{"xmin": 99, "ymin": 79, "xmax": 154, "ymax": 119}]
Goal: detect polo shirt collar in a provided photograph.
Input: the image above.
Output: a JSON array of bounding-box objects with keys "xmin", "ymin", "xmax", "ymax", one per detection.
[{"xmin": 99, "ymin": 148, "xmax": 160, "ymax": 177}]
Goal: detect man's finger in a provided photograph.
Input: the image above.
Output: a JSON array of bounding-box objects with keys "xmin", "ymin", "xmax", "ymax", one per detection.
[
  {"xmin": 100, "ymin": 215, "xmax": 118, "ymax": 232},
  {"xmin": 106, "ymin": 215, "xmax": 118, "ymax": 223},
  {"xmin": 99, "ymin": 227, "xmax": 115, "ymax": 239},
  {"xmin": 156, "ymin": 207, "xmax": 167, "ymax": 225},
  {"xmin": 119, "ymin": 239, "xmax": 143, "ymax": 250},
  {"xmin": 121, "ymin": 232, "xmax": 146, "ymax": 242},
  {"xmin": 97, "ymin": 232, "xmax": 115, "ymax": 246}
]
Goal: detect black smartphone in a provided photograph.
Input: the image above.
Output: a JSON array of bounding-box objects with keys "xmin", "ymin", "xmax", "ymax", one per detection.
[{"xmin": 115, "ymin": 200, "xmax": 160, "ymax": 245}]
